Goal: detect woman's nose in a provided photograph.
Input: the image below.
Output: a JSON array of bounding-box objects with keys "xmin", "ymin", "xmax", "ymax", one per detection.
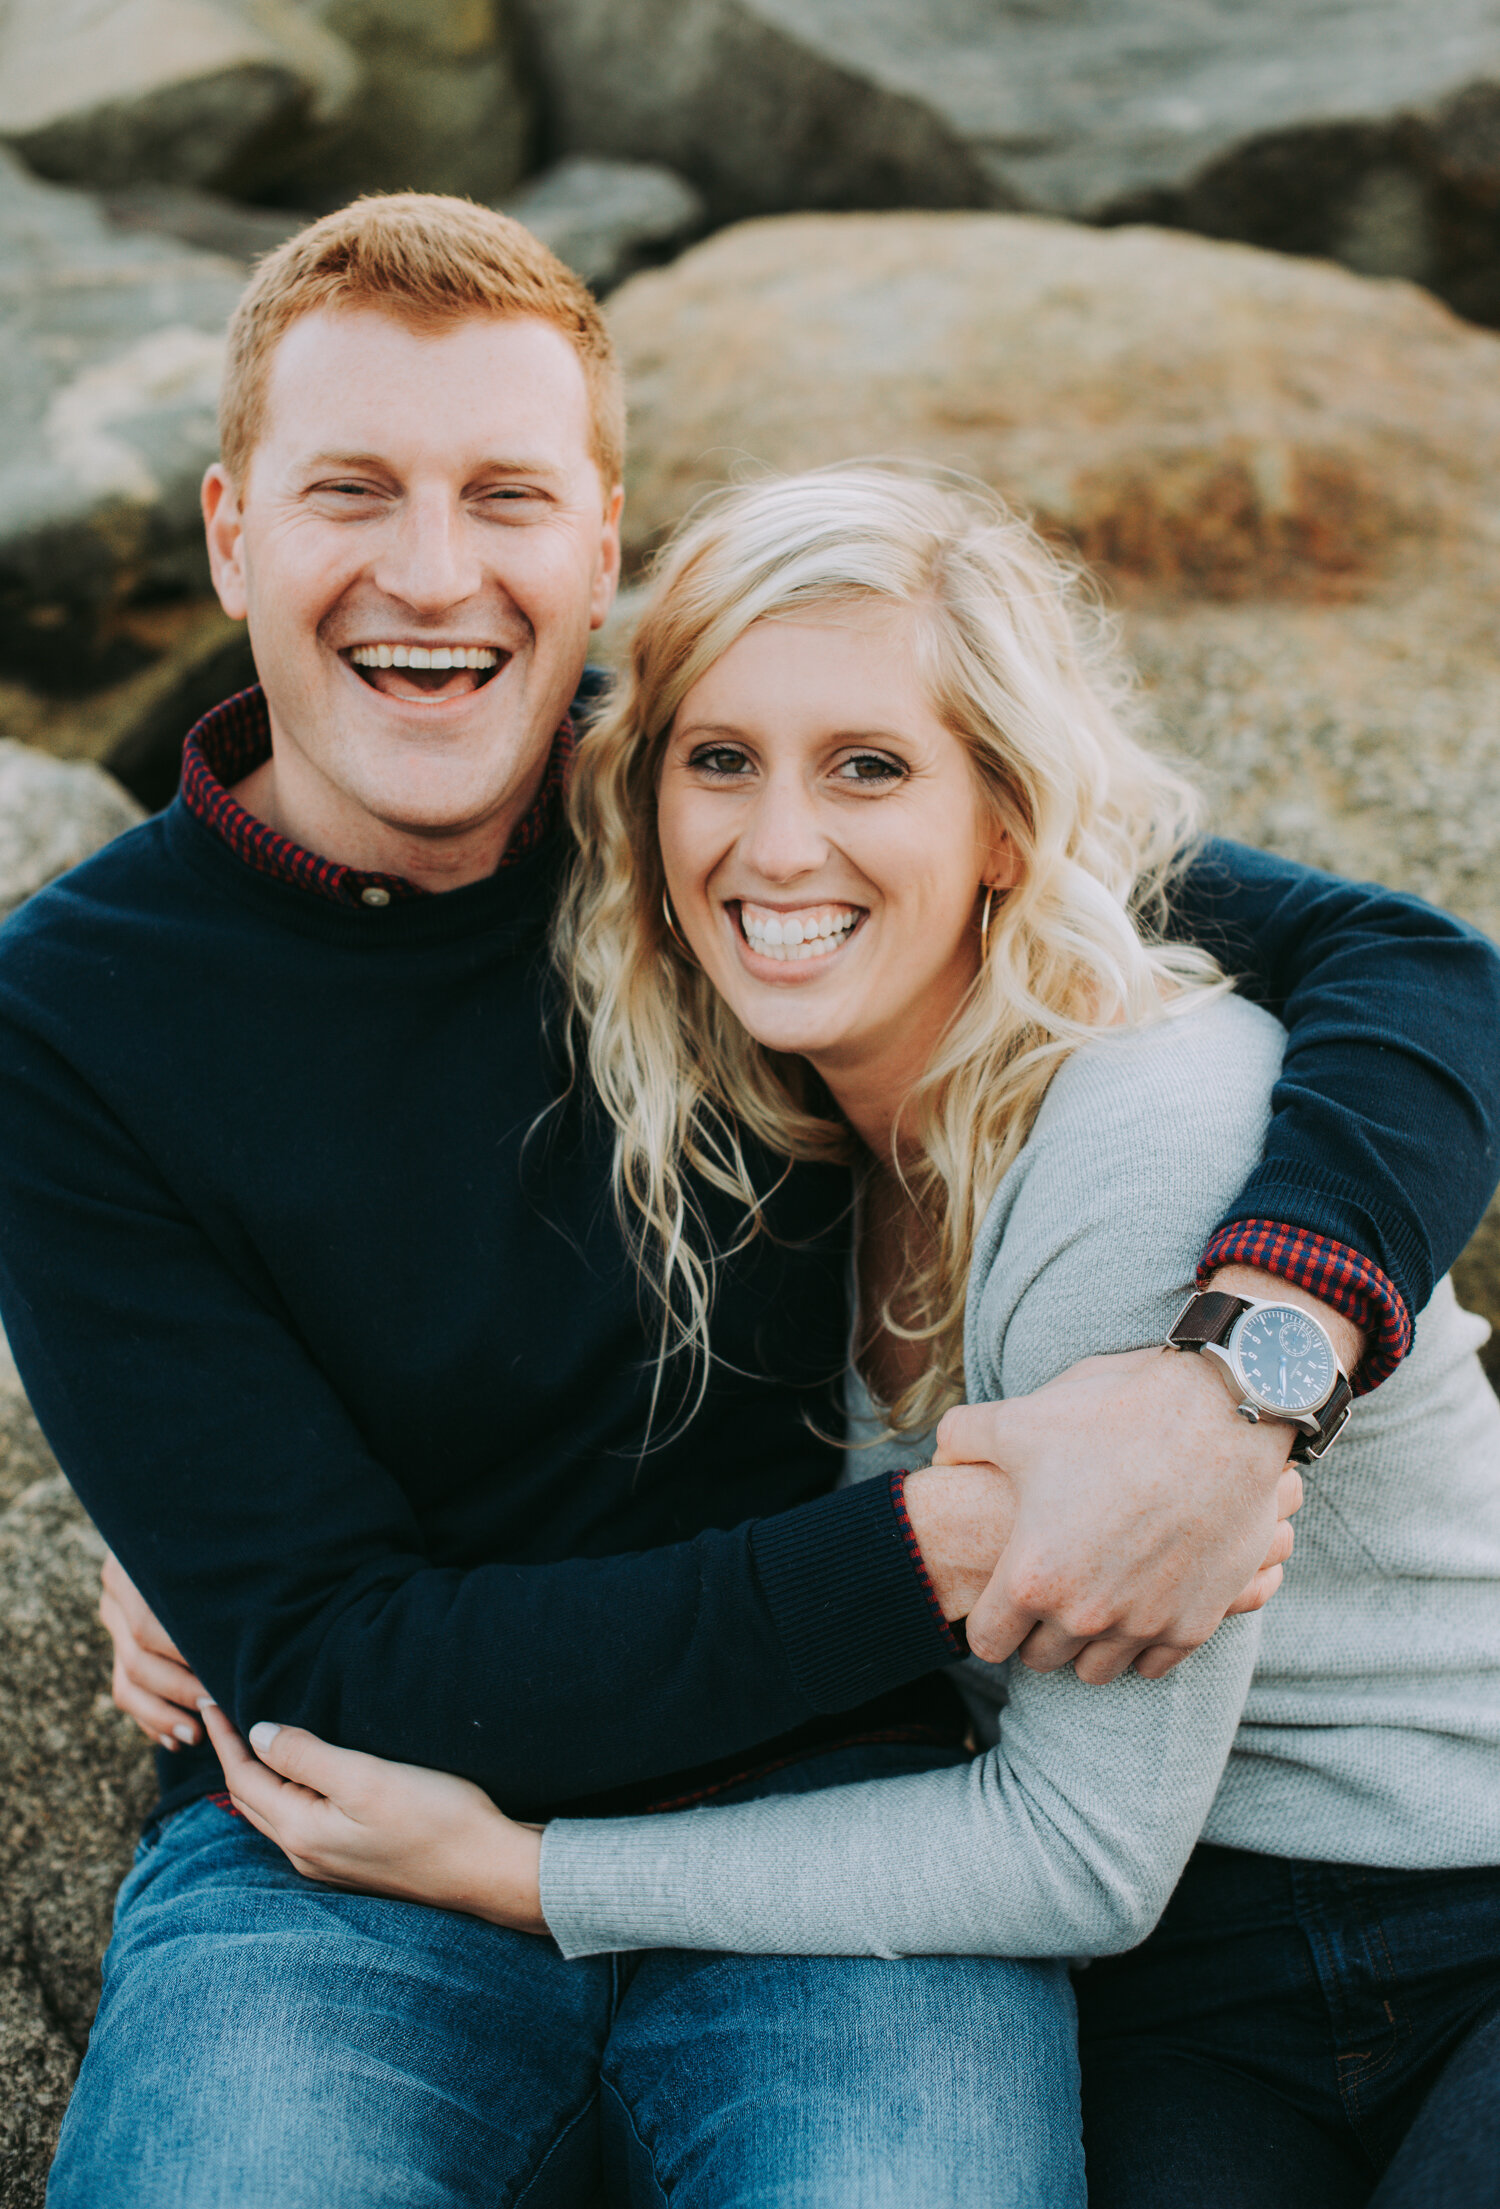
[{"xmin": 740, "ymin": 776, "xmax": 830, "ymax": 881}]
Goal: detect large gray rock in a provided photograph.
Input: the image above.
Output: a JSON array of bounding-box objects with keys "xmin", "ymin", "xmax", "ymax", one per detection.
[
  {"xmin": 263, "ymin": 0, "xmax": 534, "ymax": 208},
  {"xmin": 506, "ymin": 157, "xmax": 706, "ymax": 295},
  {"xmin": 0, "ymin": 0, "xmax": 357, "ymax": 196},
  {"xmin": 0, "ymin": 741, "xmax": 144, "ymax": 921},
  {"xmin": 517, "ymin": 0, "xmax": 1500, "ymax": 323},
  {"xmin": 100, "ymin": 182, "xmax": 311, "ymax": 265},
  {"xmin": 0, "ymin": 151, "xmax": 245, "ymax": 691}
]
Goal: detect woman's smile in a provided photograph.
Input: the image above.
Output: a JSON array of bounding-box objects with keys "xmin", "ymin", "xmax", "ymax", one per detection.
[{"xmin": 732, "ymin": 899, "xmax": 867, "ymax": 967}]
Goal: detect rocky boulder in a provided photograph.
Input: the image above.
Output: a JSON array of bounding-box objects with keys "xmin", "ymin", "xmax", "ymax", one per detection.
[
  {"xmin": 0, "ymin": 0, "xmax": 357, "ymax": 197},
  {"xmin": 0, "ymin": 1464, "xmax": 156, "ymax": 2209},
  {"xmin": 608, "ymin": 211, "xmax": 1500, "ymax": 1319},
  {"xmin": 99, "ymin": 181, "xmax": 310, "ymax": 265},
  {"xmin": 506, "ymin": 157, "xmax": 706, "ymax": 295},
  {"xmin": 0, "ymin": 742, "xmax": 145, "ymax": 921},
  {"xmin": 0, "ymin": 151, "xmax": 245, "ymax": 693},
  {"xmin": 518, "ymin": 0, "xmax": 1500, "ymax": 324},
  {"xmin": 264, "ymin": 0, "xmax": 533, "ymax": 209}
]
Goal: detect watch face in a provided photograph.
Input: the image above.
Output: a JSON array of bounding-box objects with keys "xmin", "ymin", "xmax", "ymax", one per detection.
[{"xmin": 1231, "ymin": 1305, "xmax": 1336, "ymax": 1415}]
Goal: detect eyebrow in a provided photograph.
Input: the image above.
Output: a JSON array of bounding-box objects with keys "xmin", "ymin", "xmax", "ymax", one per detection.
[
  {"xmin": 675, "ymin": 721, "xmax": 911, "ymax": 745},
  {"xmin": 299, "ymin": 452, "xmax": 565, "ymax": 477}
]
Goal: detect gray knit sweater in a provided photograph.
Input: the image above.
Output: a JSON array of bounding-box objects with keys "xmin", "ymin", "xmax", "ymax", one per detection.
[{"xmin": 540, "ymin": 996, "xmax": 1500, "ymax": 1960}]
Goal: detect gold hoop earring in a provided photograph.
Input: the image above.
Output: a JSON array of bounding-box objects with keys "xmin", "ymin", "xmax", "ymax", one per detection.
[
  {"xmin": 979, "ymin": 885, "xmax": 997, "ymax": 965},
  {"xmin": 662, "ymin": 888, "xmax": 687, "ymax": 950}
]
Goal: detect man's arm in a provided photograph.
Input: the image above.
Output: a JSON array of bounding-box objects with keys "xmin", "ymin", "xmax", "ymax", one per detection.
[
  {"xmin": 928, "ymin": 844, "xmax": 1500, "ymax": 1683},
  {"xmin": 0, "ymin": 1021, "xmax": 961, "ymax": 1814},
  {"xmin": 1174, "ymin": 837, "xmax": 1500, "ymax": 1365}
]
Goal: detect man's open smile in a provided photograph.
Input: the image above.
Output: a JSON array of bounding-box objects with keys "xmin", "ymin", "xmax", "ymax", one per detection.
[{"xmin": 343, "ymin": 641, "xmax": 512, "ymax": 705}]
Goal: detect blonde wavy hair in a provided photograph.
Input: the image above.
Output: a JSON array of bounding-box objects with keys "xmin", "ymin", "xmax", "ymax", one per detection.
[{"xmin": 554, "ymin": 466, "xmax": 1228, "ymax": 1437}]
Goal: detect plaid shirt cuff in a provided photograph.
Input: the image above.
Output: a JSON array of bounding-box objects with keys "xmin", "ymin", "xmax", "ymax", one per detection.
[
  {"xmin": 1198, "ymin": 1221, "xmax": 1411, "ymax": 1392},
  {"xmin": 889, "ymin": 1470, "xmax": 963, "ymax": 1657}
]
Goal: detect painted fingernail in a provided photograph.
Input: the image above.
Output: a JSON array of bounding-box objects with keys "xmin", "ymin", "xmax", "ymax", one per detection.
[
  {"xmin": 159, "ymin": 1735, "xmax": 177, "ymax": 1751},
  {"xmin": 195, "ymin": 1695, "xmax": 217, "ymax": 1712},
  {"xmin": 249, "ymin": 1722, "xmax": 281, "ymax": 1754},
  {"xmin": 173, "ymin": 1723, "xmax": 197, "ymax": 1745}
]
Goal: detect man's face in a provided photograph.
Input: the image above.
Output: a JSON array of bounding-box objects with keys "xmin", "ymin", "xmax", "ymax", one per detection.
[{"xmin": 203, "ymin": 308, "xmax": 621, "ymax": 846}]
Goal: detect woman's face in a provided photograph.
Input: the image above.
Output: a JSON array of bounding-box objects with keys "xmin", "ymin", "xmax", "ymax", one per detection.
[{"xmin": 657, "ymin": 604, "xmax": 1014, "ymax": 1104}]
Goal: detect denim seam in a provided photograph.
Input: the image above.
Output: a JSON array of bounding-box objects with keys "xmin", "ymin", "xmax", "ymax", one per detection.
[
  {"xmin": 512, "ymin": 2089, "xmax": 600, "ymax": 2209},
  {"xmin": 1315, "ymin": 1874, "xmax": 1413, "ymax": 2156},
  {"xmin": 599, "ymin": 2074, "xmax": 669, "ymax": 2208}
]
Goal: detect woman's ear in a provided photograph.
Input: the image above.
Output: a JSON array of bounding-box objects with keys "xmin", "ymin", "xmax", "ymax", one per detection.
[{"xmin": 982, "ymin": 824, "xmax": 1022, "ymax": 895}]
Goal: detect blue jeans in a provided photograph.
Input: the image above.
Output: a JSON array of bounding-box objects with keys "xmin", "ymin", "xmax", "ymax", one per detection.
[
  {"xmin": 1076, "ymin": 1842, "xmax": 1500, "ymax": 2207},
  {"xmin": 49, "ymin": 1744, "xmax": 1083, "ymax": 2208}
]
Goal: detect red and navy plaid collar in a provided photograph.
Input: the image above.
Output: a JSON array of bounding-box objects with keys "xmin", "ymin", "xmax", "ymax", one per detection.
[{"xmin": 179, "ymin": 686, "xmax": 574, "ymax": 907}]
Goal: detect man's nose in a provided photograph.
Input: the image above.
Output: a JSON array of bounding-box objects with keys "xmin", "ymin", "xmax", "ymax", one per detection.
[
  {"xmin": 372, "ymin": 490, "xmax": 484, "ymax": 614},
  {"xmin": 740, "ymin": 774, "xmax": 831, "ymax": 882}
]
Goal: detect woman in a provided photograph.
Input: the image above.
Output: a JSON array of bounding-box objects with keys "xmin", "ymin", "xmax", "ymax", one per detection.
[{"xmin": 182, "ymin": 466, "xmax": 1496, "ymax": 2202}]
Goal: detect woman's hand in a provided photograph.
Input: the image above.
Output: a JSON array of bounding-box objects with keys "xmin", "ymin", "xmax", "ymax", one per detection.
[
  {"xmin": 100, "ymin": 1551, "xmax": 210, "ymax": 1750},
  {"xmin": 198, "ymin": 1700, "xmax": 548, "ymax": 1935}
]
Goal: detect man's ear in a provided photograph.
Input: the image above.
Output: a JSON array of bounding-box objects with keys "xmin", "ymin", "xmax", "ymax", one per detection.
[
  {"xmin": 202, "ymin": 463, "xmax": 248, "ymax": 622},
  {"xmin": 589, "ymin": 484, "xmax": 625, "ymax": 632}
]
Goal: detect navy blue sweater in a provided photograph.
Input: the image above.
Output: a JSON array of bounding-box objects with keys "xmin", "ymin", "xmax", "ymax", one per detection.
[{"xmin": 0, "ymin": 787, "xmax": 1496, "ymax": 1823}]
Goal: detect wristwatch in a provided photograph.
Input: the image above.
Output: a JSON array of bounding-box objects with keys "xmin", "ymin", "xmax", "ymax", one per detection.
[{"xmin": 1166, "ymin": 1290, "xmax": 1354, "ymax": 1461}]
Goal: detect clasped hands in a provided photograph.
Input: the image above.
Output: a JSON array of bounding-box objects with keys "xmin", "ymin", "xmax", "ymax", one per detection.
[{"xmin": 101, "ymin": 1332, "xmax": 1311, "ymax": 1923}]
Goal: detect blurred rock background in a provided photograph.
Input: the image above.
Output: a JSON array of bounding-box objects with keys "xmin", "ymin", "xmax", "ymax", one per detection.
[{"xmin": 1, "ymin": 5, "xmax": 1499, "ymax": 2199}]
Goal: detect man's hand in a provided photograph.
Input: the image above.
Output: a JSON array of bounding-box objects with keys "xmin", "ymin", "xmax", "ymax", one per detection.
[
  {"xmin": 929, "ymin": 1268, "xmax": 1358, "ymax": 1685},
  {"xmin": 932, "ymin": 1350, "xmax": 1299, "ymax": 1683},
  {"xmin": 100, "ymin": 1551, "xmax": 209, "ymax": 1750}
]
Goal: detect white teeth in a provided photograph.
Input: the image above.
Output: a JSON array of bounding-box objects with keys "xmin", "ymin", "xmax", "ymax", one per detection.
[
  {"xmin": 739, "ymin": 903, "xmax": 860, "ymax": 963},
  {"xmin": 349, "ymin": 643, "xmax": 502, "ymax": 672}
]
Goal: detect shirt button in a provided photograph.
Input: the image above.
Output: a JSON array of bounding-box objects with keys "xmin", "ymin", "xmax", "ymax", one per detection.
[{"xmin": 360, "ymin": 886, "xmax": 391, "ymax": 908}]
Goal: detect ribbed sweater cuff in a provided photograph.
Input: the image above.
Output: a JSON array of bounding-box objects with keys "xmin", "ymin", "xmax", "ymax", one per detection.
[
  {"xmin": 750, "ymin": 1473, "xmax": 958, "ymax": 1712},
  {"xmin": 541, "ymin": 1815, "xmax": 694, "ymax": 1959},
  {"xmin": 1211, "ymin": 1163, "xmax": 1430, "ymax": 1329}
]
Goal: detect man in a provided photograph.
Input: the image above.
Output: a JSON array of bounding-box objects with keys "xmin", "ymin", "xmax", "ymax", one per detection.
[{"xmin": 1, "ymin": 195, "xmax": 1495, "ymax": 2204}]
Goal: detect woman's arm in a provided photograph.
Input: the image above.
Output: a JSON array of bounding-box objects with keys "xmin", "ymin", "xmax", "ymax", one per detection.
[{"xmin": 534, "ymin": 997, "xmax": 1293, "ymax": 1959}]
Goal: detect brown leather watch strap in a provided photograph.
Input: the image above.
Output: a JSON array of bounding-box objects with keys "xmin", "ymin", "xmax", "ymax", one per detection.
[
  {"xmin": 1167, "ymin": 1290, "xmax": 1247, "ymax": 1351},
  {"xmin": 1291, "ymin": 1372, "xmax": 1354, "ymax": 1462}
]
